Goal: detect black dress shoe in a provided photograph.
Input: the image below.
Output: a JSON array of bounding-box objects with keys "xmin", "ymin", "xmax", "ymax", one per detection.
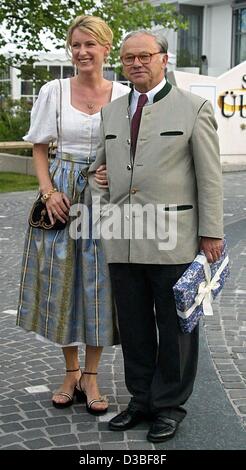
[
  {"xmin": 147, "ymin": 416, "xmax": 179, "ymax": 443},
  {"xmin": 109, "ymin": 406, "xmax": 147, "ymax": 431}
]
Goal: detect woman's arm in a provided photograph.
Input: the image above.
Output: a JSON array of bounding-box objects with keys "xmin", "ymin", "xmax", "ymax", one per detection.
[
  {"xmin": 33, "ymin": 143, "xmax": 53, "ymax": 194},
  {"xmin": 33, "ymin": 143, "xmax": 70, "ymax": 225}
]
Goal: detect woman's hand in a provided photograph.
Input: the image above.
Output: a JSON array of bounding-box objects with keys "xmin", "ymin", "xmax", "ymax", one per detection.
[
  {"xmin": 46, "ymin": 192, "xmax": 71, "ymax": 225},
  {"xmin": 95, "ymin": 164, "xmax": 108, "ymax": 188}
]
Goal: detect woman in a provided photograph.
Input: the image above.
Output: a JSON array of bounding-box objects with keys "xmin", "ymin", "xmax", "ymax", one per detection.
[{"xmin": 16, "ymin": 15, "xmax": 130, "ymax": 414}]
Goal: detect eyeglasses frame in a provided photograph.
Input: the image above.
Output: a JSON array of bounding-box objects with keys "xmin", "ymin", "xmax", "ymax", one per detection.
[{"xmin": 120, "ymin": 51, "xmax": 167, "ymax": 66}]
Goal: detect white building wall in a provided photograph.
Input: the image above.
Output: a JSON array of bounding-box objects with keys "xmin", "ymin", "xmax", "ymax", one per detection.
[
  {"xmin": 152, "ymin": 1, "xmax": 233, "ymax": 77},
  {"xmin": 161, "ymin": 27, "xmax": 177, "ymax": 58},
  {"xmin": 204, "ymin": 4, "xmax": 232, "ymax": 76}
]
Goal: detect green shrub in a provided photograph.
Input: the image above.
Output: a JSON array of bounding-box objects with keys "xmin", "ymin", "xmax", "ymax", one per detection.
[{"xmin": 0, "ymin": 97, "xmax": 32, "ymax": 155}]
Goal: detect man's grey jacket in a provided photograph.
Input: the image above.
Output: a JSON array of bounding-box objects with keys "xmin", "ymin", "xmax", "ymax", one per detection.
[{"xmin": 89, "ymin": 82, "xmax": 223, "ymax": 264}]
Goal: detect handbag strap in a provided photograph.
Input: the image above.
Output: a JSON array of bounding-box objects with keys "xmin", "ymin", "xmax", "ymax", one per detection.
[{"xmin": 58, "ymin": 78, "xmax": 62, "ymax": 156}]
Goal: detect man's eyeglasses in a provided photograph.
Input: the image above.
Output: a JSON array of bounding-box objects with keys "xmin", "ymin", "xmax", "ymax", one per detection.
[{"xmin": 120, "ymin": 51, "xmax": 165, "ymax": 66}]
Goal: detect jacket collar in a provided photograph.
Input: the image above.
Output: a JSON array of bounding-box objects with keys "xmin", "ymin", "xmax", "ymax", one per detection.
[{"xmin": 128, "ymin": 80, "xmax": 172, "ymax": 106}]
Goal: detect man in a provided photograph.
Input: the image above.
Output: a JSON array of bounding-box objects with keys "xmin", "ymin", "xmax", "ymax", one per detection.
[{"xmin": 89, "ymin": 30, "xmax": 223, "ymax": 443}]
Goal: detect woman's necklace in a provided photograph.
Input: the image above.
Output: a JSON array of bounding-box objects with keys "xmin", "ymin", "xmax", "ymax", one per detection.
[{"xmin": 87, "ymin": 102, "xmax": 95, "ymax": 110}]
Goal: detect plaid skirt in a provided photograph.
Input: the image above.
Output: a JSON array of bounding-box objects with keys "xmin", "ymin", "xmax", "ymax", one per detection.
[{"xmin": 16, "ymin": 153, "xmax": 119, "ymax": 346}]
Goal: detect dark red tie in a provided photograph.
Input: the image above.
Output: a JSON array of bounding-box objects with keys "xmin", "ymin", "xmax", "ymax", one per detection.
[{"xmin": 131, "ymin": 94, "xmax": 148, "ymax": 157}]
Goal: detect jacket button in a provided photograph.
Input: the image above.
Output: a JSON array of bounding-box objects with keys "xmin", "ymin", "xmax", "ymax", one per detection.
[
  {"xmin": 131, "ymin": 188, "xmax": 137, "ymax": 194},
  {"xmin": 127, "ymin": 164, "xmax": 132, "ymax": 170}
]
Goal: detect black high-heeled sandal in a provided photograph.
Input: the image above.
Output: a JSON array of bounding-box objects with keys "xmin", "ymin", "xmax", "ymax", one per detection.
[
  {"xmin": 52, "ymin": 367, "xmax": 80, "ymax": 409},
  {"xmin": 74, "ymin": 371, "xmax": 108, "ymax": 416}
]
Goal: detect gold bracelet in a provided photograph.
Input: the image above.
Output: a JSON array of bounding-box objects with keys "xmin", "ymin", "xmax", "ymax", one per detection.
[{"xmin": 41, "ymin": 188, "xmax": 58, "ymax": 203}]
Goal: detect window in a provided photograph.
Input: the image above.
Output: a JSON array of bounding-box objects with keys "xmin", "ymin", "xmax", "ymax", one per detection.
[
  {"xmin": 63, "ymin": 66, "xmax": 74, "ymax": 78},
  {"xmin": 21, "ymin": 64, "xmax": 48, "ymax": 103},
  {"xmin": 177, "ymin": 5, "xmax": 203, "ymax": 68},
  {"xmin": 20, "ymin": 64, "xmax": 75, "ymax": 103},
  {"xmin": 49, "ymin": 66, "xmax": 61, "ymax": 80},
  {"xmin": 233, "ymin": 3, "xmax": 246, "ymax": 65},
  {"xmin": 0, "ymin": 65, "xmax": 11, "ymax": 96}
]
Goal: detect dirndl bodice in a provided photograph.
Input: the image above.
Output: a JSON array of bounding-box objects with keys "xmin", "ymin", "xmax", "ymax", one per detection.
[{"xmin": 16, "ymin": 152, "xmax": 119, "ymax": 346}]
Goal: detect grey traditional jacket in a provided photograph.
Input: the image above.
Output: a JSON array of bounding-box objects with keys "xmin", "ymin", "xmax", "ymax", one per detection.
[{"xmin": 89, "ymin": 82, "xmax": 223, "ymax": 264}]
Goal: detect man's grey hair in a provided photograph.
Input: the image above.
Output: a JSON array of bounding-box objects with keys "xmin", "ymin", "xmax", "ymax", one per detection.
[{"xmin": 120, "ymin": 29, "xmax": 168, "ymax": 54}]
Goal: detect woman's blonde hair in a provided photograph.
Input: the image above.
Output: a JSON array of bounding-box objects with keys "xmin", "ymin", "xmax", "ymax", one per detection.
[{"xmin": 66, "ymin": 15, "xmax": 113, "ymax": 54}]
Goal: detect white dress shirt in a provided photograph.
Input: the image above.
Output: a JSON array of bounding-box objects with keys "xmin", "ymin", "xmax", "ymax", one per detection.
[{"xmin": 130, "ymin": 76, "xmax": 166, "ymax": 117}]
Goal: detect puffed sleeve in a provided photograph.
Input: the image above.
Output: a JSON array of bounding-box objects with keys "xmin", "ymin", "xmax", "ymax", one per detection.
[{"xmin": 23, "ymin": 80, "xmax": 58, "ymax": 143}]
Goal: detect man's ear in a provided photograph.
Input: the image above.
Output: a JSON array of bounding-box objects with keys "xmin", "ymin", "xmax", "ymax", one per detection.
[{"xmin": 161, "ymin": 54, "xmax": 168, "ymax": 69}]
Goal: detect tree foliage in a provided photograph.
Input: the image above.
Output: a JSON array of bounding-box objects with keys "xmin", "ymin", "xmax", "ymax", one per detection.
[
  {"xmin": 0, "ymin": 97, "xmax": 31, "ymax": 148},
  {"xmin": 0, "ymin": 0, "xmax": 187, "ymax": 68}
]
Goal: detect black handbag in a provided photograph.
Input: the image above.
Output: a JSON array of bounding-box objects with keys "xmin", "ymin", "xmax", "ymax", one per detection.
[{"xmin": 29, "ymin": 194, "xmax": 67, "ymax": 230}]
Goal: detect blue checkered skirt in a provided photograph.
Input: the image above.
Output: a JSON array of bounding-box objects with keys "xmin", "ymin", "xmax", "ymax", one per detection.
[{"xmin": 16, "ymin": 154, "xmax": 119, "ymax": 346}]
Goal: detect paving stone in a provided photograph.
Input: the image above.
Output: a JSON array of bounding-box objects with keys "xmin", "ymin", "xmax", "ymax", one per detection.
[
  {"xmin": 223, "ymin": 382, "xmax": 245, "ymax": 389},
  {"xmin": 98, "ymin": 422, "xmax": 109, "ymax": 431},
  {"xmin": 234, "ymin": 399, "xmax": 246, "ymax": 406},
  {"xmin": 0, "ymin": 405, "xmax": 20, "ymax": 415},
  {"xmin": 220, "ymin": 375, "xmax": 243, "ymax": 382},
  {"xmin": 0, "ymin": 444, "xmax": 27, "ymax": 450},
  {"xmin": 101, "ymin": 442, "xmax": 128, "ymax": 450},
  {"xmin": 18, "ymin": 429, "xmax": 46, "ymax": 440},
  {"xmin": 77, "ymin": 432, "xmax": 101, "ymax": 443},
  {"xmin": 0, "ymin": 422, "xmax": 24, "ymax": 433},
  {"xmin": 1, "ymin": 413, "xmax": 24, "ymax": 423},
  {"xmin": 21, "ymin": 418, "xmax": 47, "ymax": 429},
  {"xmin": 24, "ymin": 410, "xmax": 49, "ymax": 419},
  {"xmin": 24, "ymin": 438, "xmax": 52, "ymax": 450},
  {"xmin": 211, "ymin": 353, "xmax": 232, "ymax": 358},
  {"xmin": 58, "ymin": 445, "xmax": 81, "ymax": 449},
  {"xmin": 50, "ymin": 434, "xmax": 79, "ymax": 446},
  {"xmin": 238, "ymin": 406, "xmax": 246, "ymax": 414},
  {"xmin": 0, "ymin": 434, "xmax": 23, "ymax": 446},
  {"xmin": 18, "ymin": 402, "xmax": 42, "ymax": 412},
  {"xmin": 228, "ymin": 390, "xmax": 246, "ymax": 398},
  {"xmin": 45, "ymin": 416, "xmax": 71, "ymax": 426},
  {"xmin": 76, "ymin": 423, "xmax": 97, "ymax": 433},
  {"xmin": 71, "ymin": 414, "xmax": 96, "ymax": 423},
  {"xmin": 45, "ymin": 424, "xmax": 71, "ymax": 435},
  {"xmin": 78, "ymin": 444, "xmax": 101, "ymax": 450},
  {"xmin": 237, "ymin": 364, "xmax": 246, "ymax": 372},
  {"xmin": 125, "ymin": 430, "xmax": 149, "ymax": 440},
  {"xmin": 128, "ymin": 441, "xmax": 154, "ymax": 450},
  {"xmin": 100, "ymin": 432, "xmax": 124, "ymax": 442}
]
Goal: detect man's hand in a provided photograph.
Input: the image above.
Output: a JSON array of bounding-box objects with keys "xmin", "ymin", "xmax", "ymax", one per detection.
[
  {"xmin": 199, "ymin": 237, "xmax": 223, "ymax": 263},
  {"xmin": 94, "ymin": 164, "xmax": 108, "ymax": 188}
]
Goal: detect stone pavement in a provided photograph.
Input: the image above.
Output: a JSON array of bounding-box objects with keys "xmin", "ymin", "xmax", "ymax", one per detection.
[{"xmin": 0, "ymin": 172, "xmax": 246, "ymax": 450}]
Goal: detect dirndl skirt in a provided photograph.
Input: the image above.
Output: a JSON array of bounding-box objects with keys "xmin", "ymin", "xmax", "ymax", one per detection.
[{"xmin": 16, "ymin": 153, "xmax": 119, "ymax": 346}]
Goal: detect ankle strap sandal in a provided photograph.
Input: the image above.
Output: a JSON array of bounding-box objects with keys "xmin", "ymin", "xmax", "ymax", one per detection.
[
  {"xmin": 52, "ymin": 368, "xmax": 80, "ymax": 409},
  {"xmin": 74, "ymin": 370, "xmax": 108, "ymax": 416}
]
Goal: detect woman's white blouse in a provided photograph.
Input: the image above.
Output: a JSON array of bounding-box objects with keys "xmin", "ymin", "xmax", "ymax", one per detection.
[{"xmin": 24, "ymin": 78, "xmax": 130, "ymax": 158}]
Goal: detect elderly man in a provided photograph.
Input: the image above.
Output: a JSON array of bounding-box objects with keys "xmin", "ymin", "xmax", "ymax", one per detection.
[{"xmin": 89, "ymin": 30, "xmax": 223, "ymax": 442}]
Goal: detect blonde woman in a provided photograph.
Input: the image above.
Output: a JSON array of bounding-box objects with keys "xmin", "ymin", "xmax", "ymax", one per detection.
[{"xmin": 17, "ymin": 15, "xmax": 130, "ymax": 414}]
